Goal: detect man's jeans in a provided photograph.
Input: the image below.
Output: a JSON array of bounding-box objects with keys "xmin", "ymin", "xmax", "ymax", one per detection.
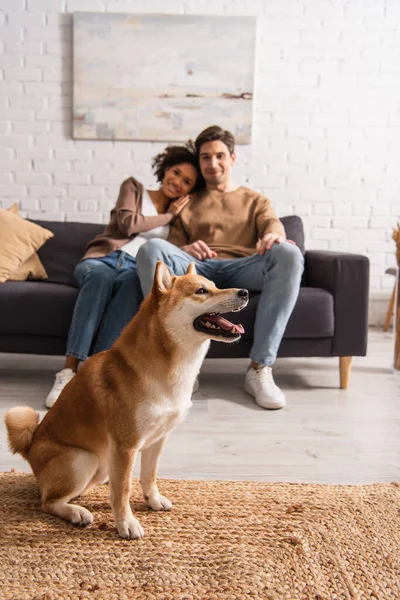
[
  {"xmin": 136, "ymin": 240, "xmax": 304, "ymax": 366},
  {"xmin": 66, "ymin": 250, "xmax": 142, "ymax": 361}
]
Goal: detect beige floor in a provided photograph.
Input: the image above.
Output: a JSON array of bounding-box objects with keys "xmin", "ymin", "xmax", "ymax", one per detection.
[{"xmin": 0, "ymin": 329, "xmax": 399, "ymax": 484}]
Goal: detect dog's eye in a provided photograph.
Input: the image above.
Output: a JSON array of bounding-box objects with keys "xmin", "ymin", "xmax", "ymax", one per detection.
[{"xmin": 195, "ymin": 287, "xmax": 208, "ymax": 295}]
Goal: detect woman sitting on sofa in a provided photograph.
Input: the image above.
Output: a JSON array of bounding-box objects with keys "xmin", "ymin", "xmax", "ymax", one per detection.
[{"xmin": 46, "ymin": 143, "xmax": 203, "ymax": 408}]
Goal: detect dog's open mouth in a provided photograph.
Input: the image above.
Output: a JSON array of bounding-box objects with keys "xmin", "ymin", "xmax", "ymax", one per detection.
[{"xmin": 193, "ymin": 313, "xmax": 245, "ymax": 338}]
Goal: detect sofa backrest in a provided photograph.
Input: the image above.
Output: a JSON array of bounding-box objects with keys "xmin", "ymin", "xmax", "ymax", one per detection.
[
  {"xmin": 280, "ymin": 215, "xmax": 305, "ymax": 254},
  {"xmin": 33, "ymin": 215, "xmax": 305, "ymax": 286},
  {"xmin": 34, "ymin": 221, "xmax": 104, "ymax": 286}
]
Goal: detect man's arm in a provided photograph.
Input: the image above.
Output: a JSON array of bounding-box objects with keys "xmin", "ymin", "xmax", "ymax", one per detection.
[
  {"xmin": 168, "ymin": 216, "xmax": 190, "ymax": 248},
  {"xmin": 255, "ymin": 196, "xmax": 286, "ymax": 240},
  {"xmin": 254, "ymin": 195, "xmax": 288, "ymax": 252},
  {"xmin": 168, "ymin": 216, "xmax": 217, "ymax": 260}
]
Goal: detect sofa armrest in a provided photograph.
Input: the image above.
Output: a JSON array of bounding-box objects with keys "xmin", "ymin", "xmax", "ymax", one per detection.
[{"xmin": 305, "ymin": 250, "xmax": 369, "ymax": 356}]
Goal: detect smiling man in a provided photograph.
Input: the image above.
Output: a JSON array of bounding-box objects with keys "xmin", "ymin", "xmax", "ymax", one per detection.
[{"xmin": 136, "ymin": 126, "xmax": 304, "ymax": 410}]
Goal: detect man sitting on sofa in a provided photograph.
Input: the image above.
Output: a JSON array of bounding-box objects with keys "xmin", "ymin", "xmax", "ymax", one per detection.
[{"xmin": 136, "ymin": 125, "xmax": 304, "ymax": 410}]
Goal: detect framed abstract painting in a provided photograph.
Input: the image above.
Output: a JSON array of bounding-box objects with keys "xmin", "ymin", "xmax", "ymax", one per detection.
[{"xmin": 73, "ymin": 13, "xmax": 256, "ymax": 143}]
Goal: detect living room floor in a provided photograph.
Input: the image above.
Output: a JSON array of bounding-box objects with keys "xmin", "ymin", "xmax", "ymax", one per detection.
[{"xmin": 0, "ymin": 329, "xmax": 399, "ymax": 484}]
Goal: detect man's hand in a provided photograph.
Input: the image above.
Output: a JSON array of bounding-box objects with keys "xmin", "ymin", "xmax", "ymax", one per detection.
[
  {"xmin": 167, "ymin": 195, "xmax": 192, "ymax": 219},
  {"xmin": 181, "ymin": 240, "xmax": 217, "ymax": 260},
  {"xmin": 256, "ymin": 233, "xmax": 296, "ymax": 254}
]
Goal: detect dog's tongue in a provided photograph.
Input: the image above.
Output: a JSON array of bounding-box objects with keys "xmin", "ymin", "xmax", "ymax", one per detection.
[{"xmin": 205, "ymin": 314, "xmax": 244, "ymax": 334}]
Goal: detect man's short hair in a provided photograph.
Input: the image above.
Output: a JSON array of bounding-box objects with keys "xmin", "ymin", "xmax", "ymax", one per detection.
[{"xmin": 195, "ymin": 126, "xmax": 235, "ymax": 156}]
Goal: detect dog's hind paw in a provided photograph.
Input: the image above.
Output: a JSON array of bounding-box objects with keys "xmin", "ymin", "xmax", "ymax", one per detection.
[
  {"xmin": 117, "ymin": 517, "xmax": 144, "ymax": 540},
  {"xmin": 70, "ymin": 505, "xmax": 94, "ymax": 526}
]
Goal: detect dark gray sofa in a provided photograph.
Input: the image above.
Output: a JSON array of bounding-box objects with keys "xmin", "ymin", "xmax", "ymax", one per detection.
[{"xmin": 0, "ymin": 216, "xmax": 369, "ymax": 388}]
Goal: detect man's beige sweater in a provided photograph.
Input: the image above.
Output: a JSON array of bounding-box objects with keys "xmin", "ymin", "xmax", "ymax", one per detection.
[{"xmin": 168, "ymin": 186, "xmax": 285, "ymax": 259}]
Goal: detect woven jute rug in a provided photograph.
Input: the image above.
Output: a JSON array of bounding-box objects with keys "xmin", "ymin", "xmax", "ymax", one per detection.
[{"xmin": 0, "ymin": 472, "xmax": 399, "ymax": 600}]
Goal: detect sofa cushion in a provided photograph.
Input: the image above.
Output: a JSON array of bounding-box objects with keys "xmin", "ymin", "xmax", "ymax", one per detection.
[
  {"xmin": 225, "ymin": 286, "xmax": 334, "ymax": 340},
  {"xmin": 33, "ymin": 221, "xmax": 104, "ymax": 286},
  {"xmin": 9, "ymin": 252, "xmax": 48, "ymax": 282},
  {"xmin": 0, "ymin": 210, "xmax": 53, "ymax": 283},
  {"xmin": 0, "ymin": 280, "xmax": 78, "ymax": 337},
  {"xmin": 285, "ymin": 287, "xmax": 334, "ymax": 337},
  {"xmin": 7, "ymin": 204, "xmax": 49, "ymax": 281}
]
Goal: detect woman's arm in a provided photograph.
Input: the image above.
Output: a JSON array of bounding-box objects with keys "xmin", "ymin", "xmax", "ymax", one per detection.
[{"xmin": 115, "ymin": 178, "xmax": 173, "ymax": 237}]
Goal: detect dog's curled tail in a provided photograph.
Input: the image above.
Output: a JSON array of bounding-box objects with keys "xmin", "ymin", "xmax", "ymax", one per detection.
[{"xmin": 5, "ymin": 406, "xmax": 39, "ymax": 460}]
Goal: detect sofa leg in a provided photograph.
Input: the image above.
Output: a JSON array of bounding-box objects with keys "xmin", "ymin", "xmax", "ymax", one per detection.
[{"xmin": 339, "ymin": 356, "xmax": 352, "ymax": 389}]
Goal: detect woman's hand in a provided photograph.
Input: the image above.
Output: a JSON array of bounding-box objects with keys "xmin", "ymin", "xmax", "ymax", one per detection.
[{"xmin": 167, "ymin": 195, "xmax": 192, "ymax": 219}]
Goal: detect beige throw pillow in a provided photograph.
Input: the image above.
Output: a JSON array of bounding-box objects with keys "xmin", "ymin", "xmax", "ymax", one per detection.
[
  {"xmin": 0, "ymin": 206, "xmax": 53, "ymax": 283},
  {"xmin": 7, "ymin": 204, "xmax": 49, "ymax": 281}
]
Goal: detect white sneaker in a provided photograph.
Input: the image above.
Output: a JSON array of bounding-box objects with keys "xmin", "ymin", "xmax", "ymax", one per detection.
[
  {"xmin": 244, "ymin": 366, "xmax": 286, "ymax": 410},
  {"xmin": 192, "ymin": 376, "xmax": 200, "ymax": 394},
  {"xmin": 45, "ymin": 368, "xmax": 75, "ymax": 408}
]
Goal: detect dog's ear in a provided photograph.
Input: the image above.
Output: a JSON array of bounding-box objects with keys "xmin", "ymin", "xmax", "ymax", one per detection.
[
  {"xmin": 154, "ymin": 261, "xmax": 173, "ymax": 294},
  {"xmin": 186, "ymin": 262, "xmax": 196, "ymax": 275}
]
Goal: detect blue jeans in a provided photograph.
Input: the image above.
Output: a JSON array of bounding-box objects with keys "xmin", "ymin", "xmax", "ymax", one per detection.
[
  {"xmin": 66, "ymin": 251, "xmax": 142, "ymax": 361},
  {"xmin": 136, "ymin": 240, "xmax": 304, "ymax": 366}
]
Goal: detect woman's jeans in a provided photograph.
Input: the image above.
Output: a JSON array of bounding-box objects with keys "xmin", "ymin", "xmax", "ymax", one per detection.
[
  {"xmin": 136, "ymin": 239, "xmax": 304, "ymax": 367},
  {"xmin": 66, "ymin": 251, "xmax": 142, "ymax": 361}
]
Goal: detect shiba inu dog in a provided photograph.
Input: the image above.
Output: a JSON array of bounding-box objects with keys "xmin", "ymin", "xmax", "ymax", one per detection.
[{"xmin": 5, "ymin": 262, "xmax": 248, "ymax": 539}]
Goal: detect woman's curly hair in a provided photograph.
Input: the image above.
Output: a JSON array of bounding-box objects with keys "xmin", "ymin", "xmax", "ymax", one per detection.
[{"xmin": 152, "ymin": 141, "xmax": 204, "ymax": 193}]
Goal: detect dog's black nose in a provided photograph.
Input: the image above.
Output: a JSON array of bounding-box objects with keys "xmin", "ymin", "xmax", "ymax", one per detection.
[{"xmin": 238, "ymin": 289, "xmax": 249, "ymax": 299}]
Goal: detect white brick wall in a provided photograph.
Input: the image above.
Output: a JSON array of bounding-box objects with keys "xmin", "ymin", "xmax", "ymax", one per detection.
[{"xmin": 0, "ymin": 0, "xmax": 399, "ymax": 323}]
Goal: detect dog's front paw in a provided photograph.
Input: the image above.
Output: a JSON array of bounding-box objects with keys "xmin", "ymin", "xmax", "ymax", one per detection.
[
  {"xmin": 147, "ymin": 494, "xmax": 173, "ymax": 511},
  {"xmin": 117, "ymin": 517, "xmax": 144, "ymax": 540}
]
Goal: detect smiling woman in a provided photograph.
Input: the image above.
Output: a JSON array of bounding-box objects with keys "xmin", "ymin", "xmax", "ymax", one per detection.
[
  {"xmin": 150, "ymin": 142, "xmax": 204, "ymax": 209},
  {"xmin": 45, "ymin": 143, "xmax": 204, "ymax": 409}
]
